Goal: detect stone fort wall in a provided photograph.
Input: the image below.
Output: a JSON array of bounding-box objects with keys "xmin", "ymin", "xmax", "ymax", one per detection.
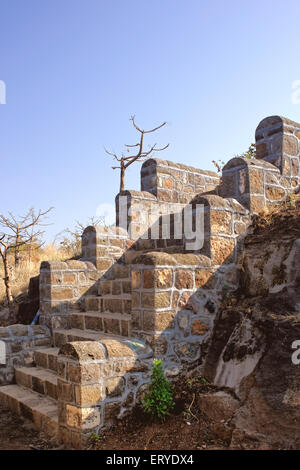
[{"xmin": 1, "ymin": 115, "xmax": 300, "ymax": 448}]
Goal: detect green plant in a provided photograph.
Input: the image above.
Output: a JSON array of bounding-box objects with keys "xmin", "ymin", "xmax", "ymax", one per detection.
[
  {"xmin": 236, "ymin": 143, "xmax": 256, "ymax": 160},
  {"xmin": 142, "ymin": 359, "xmax": 175, "ymax": 420},
  {"xmin": 90, "ymin": 432, "xmax": 102, "ymax": 441}
]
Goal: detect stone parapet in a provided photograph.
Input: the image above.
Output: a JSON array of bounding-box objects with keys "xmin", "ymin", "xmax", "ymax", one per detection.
[
  {"xmin": 192, "ymin": 194, "xmax": 250, "ymax": 263},
  {"xmin": 221, "ymin": 157, "xmax": 296, "ymax": 213},
  {"xmin": 141, "ymin": 158, "xmax": 220, "ymax": 203},
  {"xmin": 0, "ymin": 324, "xmax": 51, "ymax": 385},
  {"xmin": 57, "ymin": 339, "xmax": 152, "ymax": 449},
  {"xmin": 81, "ymin": 225, "xmax": 131, "ymax": 271},
  {"xmin": 255, "ymin": 115, "xmax": 300, "ymax": 184},
  {"xmin": 39, "ymin": 260, "xmax": 99, "ymax": 331}
]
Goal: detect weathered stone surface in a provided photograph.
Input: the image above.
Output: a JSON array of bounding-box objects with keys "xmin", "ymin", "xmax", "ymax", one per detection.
[
  {"xmin": 141, "ymin": 291, "xmax": 171, "ymax": 308},
  {"xmin": 59, "ymin": 342, "xmax": 106, "ymax": 361},
  {"xmin": 74, "ymin": 384, "xmax": 105, "ymax": 405},
  {"xmin": 265, "ymin": 186, "xmax": 285, "ymax": 200},
  {"xmin": 174, "ymin": 341, "xmax": 200, "ymax": 361},
  {"xmin": 67, "ymin": 363, "xmax": 101, "ymax": 383},
  {"xmin": 105, "ymin": 377, "xmax": 125, "ymax": 397},
  {"xmin": 191, "ymin": 320, "xmax": 208, "ymax": 335},
  {"xmin": 143, "ymin": 268, "xmax": 173, "ymax": 289},
  {"xmin": 210, "ymin": 210, "xmax": 232, "ymax": 235},
  {"xmin": 100, "ymin": 339, "xmax": 134, "ymax": 358},
  {"xmin": 66, "ymin": 404, "xmax": 100, "ymax": 430},
  {"xmin": 143, "ymin": 310, "xmax": 175, "ymax": 331},
  {"xmin": 131, "ymin": 270, "xmax": 141, "ymax": 288},
  {"xmin": 211, "ymin": 236, "xmax": 235, "ymax": 265},
  {"xmin": 195, "ymin": 269, "xmax": 216, "ymax": 289},
  {"xmin": 198, "ymin": 391, "xmax": 240, "ymax": 421},
  {"xmin": 175, "ymin": 269, "xmax": 194, "ymax": 289}
]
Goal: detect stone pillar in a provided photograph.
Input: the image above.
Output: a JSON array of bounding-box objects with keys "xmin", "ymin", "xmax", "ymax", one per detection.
[
  {"xmin": 255, "ymin": 115, "xmax": 300, "ymax": 186},
  {"xmin": 81, "ymin": 225, "xmax": 129, "ymax": 271}
]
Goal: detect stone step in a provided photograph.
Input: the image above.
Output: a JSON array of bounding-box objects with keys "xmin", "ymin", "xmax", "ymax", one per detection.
[
  {"xmin": 53, "ymin": 327, "xmax": 129, "ymax": 348},
  {"xmin": 98, "ymin": 278, "xmax": 131, "ymax": 296},
  {"xmin": 15, "ymin": 366, "xmax": 58, "ymax": 400},
  {"xmin": 0, "ymin": 384, "xmax": 58, "ymax": 440},
  {"xmin": 112, "ymin": 264, "xmax": 131, "ymax": 279},
  {"xmin": 85, "ymin": 294, "xmax": 131, "ymax": 314},
  {"xmin": 84, "ymin": 295, "xmax": 102, "ymax": 312},
  {"xmin": 69, "ymin": 311, "xmax": 131, "ymax": 336},
  {"xmin": 34, "ymin": 347, "xmax": 59, "ymax": 373}
]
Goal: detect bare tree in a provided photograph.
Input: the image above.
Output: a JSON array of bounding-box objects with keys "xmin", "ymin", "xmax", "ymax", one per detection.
[
  {"xmin": 0, "ymin": 233, "xmax": 32, "ymax": 317},
  {"xmin": 0, "ymin": 207, "xmax": 53, "ymax": 318},
  {"xmin": 105, "ymin": 115, "xmax": 169, "ymax": 192},
  {"xmin": 55, "ymin": 216, "xmax": 105, "ymax": 258},
  {"xmin": 0, "ymin": 207, "xmax": 53, "ymax": 267}
]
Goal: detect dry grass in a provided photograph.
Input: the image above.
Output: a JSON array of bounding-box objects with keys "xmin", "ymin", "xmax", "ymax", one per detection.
[{"xmin": 0, "ymin": 244, "xmax": 75, "ymax": 306}]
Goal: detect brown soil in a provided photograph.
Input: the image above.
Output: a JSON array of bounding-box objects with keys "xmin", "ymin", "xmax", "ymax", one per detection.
[
  {"xmin": 87, "ymin": 377, "xmax": 231, "ymax": 451},
  {"xmin": 247, "ymin": 192, "xmax": 300, "ymax": 243},
  {"xmin": 0, "ymin": 404, "xmax": 60, "ymax": 451}
]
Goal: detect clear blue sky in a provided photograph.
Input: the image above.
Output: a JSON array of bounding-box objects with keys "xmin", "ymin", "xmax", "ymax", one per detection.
[{"xmin": 1, "ymin": 0, "xmax": 300, "ymax": 241}]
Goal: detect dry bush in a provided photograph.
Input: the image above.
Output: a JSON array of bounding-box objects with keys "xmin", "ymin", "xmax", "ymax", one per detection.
[{"xmin": 0, "ymin": 243, "xmax": 75, "ymax": 307}]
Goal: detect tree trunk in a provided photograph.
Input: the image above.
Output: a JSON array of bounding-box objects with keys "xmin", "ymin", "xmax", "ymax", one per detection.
[
  {"xmin": 120, "ymin": 165, "xmax": 125, "ymax": 192},
  {"xmin": 15, "ymin": 229, "xmax": 20, "ymax": 267},
  {"xmin": 1, "ymin": 250, "xmax": 14, "ymax": 316}
]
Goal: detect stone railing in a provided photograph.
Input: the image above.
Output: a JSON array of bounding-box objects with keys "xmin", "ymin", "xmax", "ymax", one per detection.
[
  {"xmin": 141, "ymin": 158, "xmax": 220, "ymax": 203},
  {"xmin": 255, "ymin": 115, "xmax": 300, "ymax": 185},
  {"xmin": 39, "ymin": 260, "xmax": 99, "ymax": 331},
  {"xmin": 0, "ymin": 324, "xmax": 51, "ymax": 385},
  {"xmin": 81, "ymin": 225, "xmax": 132, "ymax": 271},
  {"xmin": 57, "ymin": 338, "xmax": 152, "ymax": 449}
]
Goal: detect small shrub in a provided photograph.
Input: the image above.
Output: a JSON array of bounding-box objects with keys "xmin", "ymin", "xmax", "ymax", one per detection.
[{"xmin": 142, "ymin": 359, "xmax": 175, "ymax": 420}]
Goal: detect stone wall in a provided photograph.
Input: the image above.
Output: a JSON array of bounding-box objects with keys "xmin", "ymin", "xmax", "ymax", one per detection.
[
  {"xmin": 0, "ymin": 325, "xmax": 50, "ymax": 385},
  {"xmin": 141, "ymin": 158, "xmax": 220, "ymax": 203},
  {"xmin": 115, "ymin": 157, "xmax": 220, "ymax": 248},
  {"xmin": 39, "ymin": 260, "xmax": 99, "ymax": 331},
  {"xmin": 130, "ymin": 251, "xmax": 239, "ymax": 375}
]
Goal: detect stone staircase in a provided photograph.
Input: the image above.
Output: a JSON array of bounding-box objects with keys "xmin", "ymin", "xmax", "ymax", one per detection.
[
  {"xmin": 0, "ymin": 347, "xmax": 60, "ymax": 440},
  {"xmin": 53, "ymin": 262, "xmax": 132, "ymax": 347},
  {"xmin": 0, "ymin": 262, "xmax": 134, "ymax": 444}
]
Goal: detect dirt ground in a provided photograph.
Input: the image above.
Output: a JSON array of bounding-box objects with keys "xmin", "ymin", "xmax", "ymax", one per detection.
[
  {"xmin": 0, "ymin": 377, "xmax": 230, "ymax": 451},
  {"xmin": 0, "ymin": 404, "xmax": 60, "ymax": 451},
  {"xmin": 87, "ymin": 377, "xmax": 231, "ymax": 451}
]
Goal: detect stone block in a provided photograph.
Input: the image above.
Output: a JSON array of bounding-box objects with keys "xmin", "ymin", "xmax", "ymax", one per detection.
[
  {"xmin": 75, "ymin": 384, "xmax": 105, "ymax": 405},
  {"xmin": 175, "ymin": 269, "xmax": 194, "ymax": 289}
]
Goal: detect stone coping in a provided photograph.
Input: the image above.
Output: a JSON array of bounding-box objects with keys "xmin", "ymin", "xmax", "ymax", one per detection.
[
  {"xmin": 83, "ymin": 225, "xmax": 129, "ymax": 238},
  {"xmin": 40, "ymin": 260, "xmax": 97, "ymax": 271},
  {"xmin": 142, "ymin": 157, "xmax": 218, "ymax": 178},
  {"xmin": 0, "ymin": 324, "xmax": 50, "ymax": 341},
  {"xmin": 223, "ymin": 157, "xmax": 279, "ymax": 172},
  {"xmin": 131, "ymin": 251, "xmax": 211, "ymax": 267},
  {"xmin": 58, "ymin": 338, "xmax": 152, "ymax": 362}
]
